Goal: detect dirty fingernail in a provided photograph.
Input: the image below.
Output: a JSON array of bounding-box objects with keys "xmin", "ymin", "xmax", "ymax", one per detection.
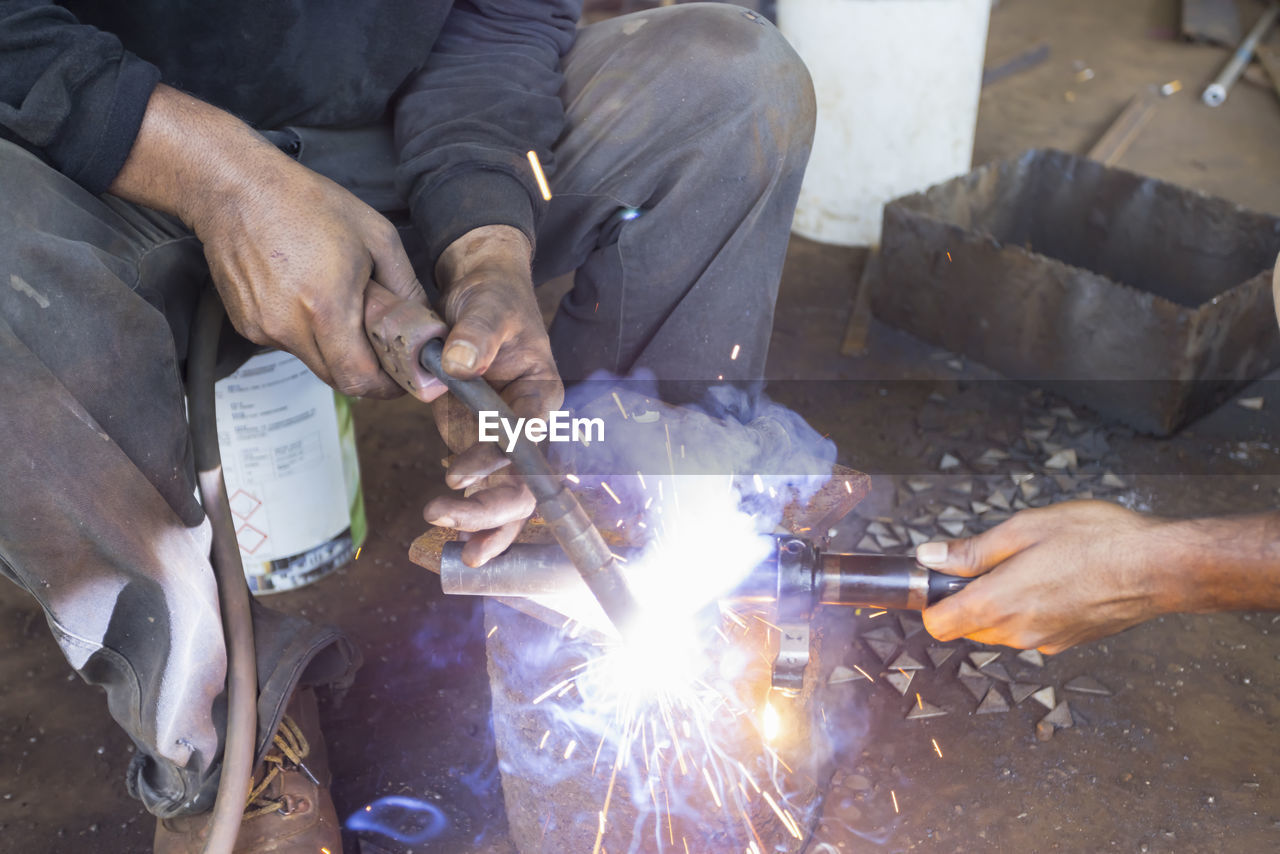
[
  {"xmin": 916, "ymin": 541, "xmax": 948, "ymax": 566},
  {"xmin": 442, "ymin": 341, "xmax": 478, "ymax": 372}
]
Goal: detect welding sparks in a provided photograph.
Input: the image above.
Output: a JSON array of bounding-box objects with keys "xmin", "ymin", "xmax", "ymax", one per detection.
[
  {"xmin": 752, "ymin": 474, "xmax": 764, "ymax": 494},
  {"xmin": 730, "ymin": 343, "xmax": 741, "ymax": 360},
  {"xmin": 566, "ymin": 473, "xmax": 580, "ymax": 484},
  {"xmin": 611, "ymin": 391, "xmax": 628, "ymax": 419},
  {"xmin": 932, "ymin": 737, "xmax": 943, "ymax": 758},
  {"xmin": 527, "ymin": 150, "xmax": 552, "ymax": 201},
  {"xmin": 891, "ymin": 790, "xmax": 900, "ymax": 814},
  {"xmin": 844, "ymin": 480, "xmax": 852, "ymax": 493},
  {"xmin": 353, "ymin": 546, "xmax": 361, "ymax": 561},
  {"xmin": 946, "ymin": 251, "xmax": 952, "ymax": 262},
  {"xmin": 601, "ymin": 482, "xmax": 622, "ymax": 504},
  {"xmin": 487, "ymin": 625, "xmax": 499, "ymax": 639}
]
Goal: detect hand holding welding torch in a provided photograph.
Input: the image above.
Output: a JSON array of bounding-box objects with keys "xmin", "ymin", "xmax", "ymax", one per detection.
[
  {"xmin": 365, "ymin": 224, "xmax": 564, "ymax": 567},
  {"xmin": 917, "ymin": 501, "xmax": 1170, "ymax": 654}
]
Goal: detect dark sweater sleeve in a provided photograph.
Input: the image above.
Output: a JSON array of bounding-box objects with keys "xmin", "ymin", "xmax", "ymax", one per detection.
[
  {"xmin": 0, "ymin": 1, "xmax": 160, "ymax": 194},
  {"xmin": 393, "ymin": 0, "xmax": 580, "ymax": 270}
]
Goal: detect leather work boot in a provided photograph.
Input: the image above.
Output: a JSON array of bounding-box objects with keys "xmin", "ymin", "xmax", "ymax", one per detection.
[{"xmin": 154, "ymin": 687, "xmax": 342, "ymax": 853}]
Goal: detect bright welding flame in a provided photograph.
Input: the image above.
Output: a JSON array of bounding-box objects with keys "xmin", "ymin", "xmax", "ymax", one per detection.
[{"xmin": 762, "ymin": 701, "xmax": 780, "ymax": 743}]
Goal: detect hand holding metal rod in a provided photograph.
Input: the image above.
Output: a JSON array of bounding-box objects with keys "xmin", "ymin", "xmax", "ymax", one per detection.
[{"xmin": 363, "ymin": 282, "xmax": 642, "ymax": 637}]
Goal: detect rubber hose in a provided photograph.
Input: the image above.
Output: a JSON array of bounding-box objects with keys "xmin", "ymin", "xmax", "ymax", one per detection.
[{"xmin": 187, "ymin": 288, "xmax": 258, "ymax": 854}]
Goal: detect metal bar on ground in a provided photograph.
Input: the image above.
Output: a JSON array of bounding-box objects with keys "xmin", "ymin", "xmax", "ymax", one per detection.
[{"xmin": 1087, "ymin": 89, "xmax": 1159, "ymax": 166}]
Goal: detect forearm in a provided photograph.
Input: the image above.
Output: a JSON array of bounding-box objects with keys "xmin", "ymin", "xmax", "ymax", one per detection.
[
  {"xmin": 107, "ymin": 83, "xmax": 292, "ymax": 231},
  {"xmin": 1157, "ymin": 512, "xmax": 1280, "ymax": 613}
]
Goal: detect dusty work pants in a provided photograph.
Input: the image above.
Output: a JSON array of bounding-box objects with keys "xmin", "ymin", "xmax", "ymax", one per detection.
[{"xmin": 0, "ymin": 3, "xmax": 813, "ymax": 820}]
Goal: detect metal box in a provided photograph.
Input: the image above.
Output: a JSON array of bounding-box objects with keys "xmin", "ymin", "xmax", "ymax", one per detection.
[{"xmin": 872, "ymin": 149, "xmax": 1280, "ymax": 435}]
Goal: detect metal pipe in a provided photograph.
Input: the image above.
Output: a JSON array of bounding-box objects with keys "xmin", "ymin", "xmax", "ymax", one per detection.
[
  {"xmin": 1202, "ymin": 3, "xmax": 1280, "ymax": 106},
  {"xmin": 187, "ymin": 288, "xmax": 257, "ymax": 854},
  {"xmin": 441, "ymin": 540, "xmax": 970, "ymax": 611},
  {"xmin": 416, "ymin": 339, "xmax": 641, "ymax": 636}
]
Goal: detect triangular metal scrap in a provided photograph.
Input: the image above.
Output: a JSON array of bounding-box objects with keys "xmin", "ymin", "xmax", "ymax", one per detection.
[
  {"xmin": 865, "ymin": 639, "xmax": 898, "ymax": 665},
  {"xmin": 883, "ymin": 670, "xmax": 914, "ymax": 695},
  {"xmin": 1044, "ymin": 449, "xmax": 1077, "ymax": 471},
  {"xmin": 1016, "ymin": 649, "xmax": 1045, "ymax": 667},
  {"xmin": 977, "ymin": 448, "xmax": 1010, "ymax": 466},
  {"xmin": 863, "ymin": 625, "xmax": 902, "ymax": 643},
  {"xmin": 889, "ymin": 652, "xmax": 925, "ymax": 671},
  {"xmin": 969, "ymin": 651, "xmax": 1001, "ymax": 669},
  {"xmin": 949, "ymin": 480, "xmax": 973, "ymax": 496},
  {"xmin": 971, "ymin": 501, "xmax": 991, "ymax": 514},
  {"xmin": 906, "ymin": 698, "xmax": 947, "ymax": 720},
  {"xmin": 865, "ymin": 521, "xmax": 890, "ymax": 537},
  {"xmin": 960, "ymin": 675, "xmax": 992, "ymax": 701},
  {"xmin": 875, "ymin": 533, "xmax": 902, "ymax": 549},
  {"xmin": 1042, "ymin": 700, "xmax": 1074, "ymax": 729},
  {"xmin": 1100, "ymin": 472, "xmax": 1126, "ymax": 490},
  {"xmin": 897, "ymin": 612, "xmax": 925, "ymax": 639},
  {"xmin": 1019, "ymin": 480, "xmax": 1041, "ymax": 501},
  {"xmin": 926, "ymin": 646, "xmax": 956, "ymax": 668},
  {"xmin": 907, "ymin": 479, "xmax": 933, "ymax": 493},
  {"xmin": 937, "ymin": 506, "xmax": 967, "ymax": 522},
  {"xmin": 907, "ymin": 528, "xmax": 930, "ymax": 547},
  {"xmin": 1031, "ymin": 686, "xmax": 1056, "ymax": 710},
  {"xmin": 987, "ymin": 490, "xmax": 1012, "ymax": 511},
  {"xmin": 957, "ymin": 661, "xmax": 983, "ymax": 679},
  {"xmin": 939, "ymin": 453, "xmax": 961, "ymax": 471},
  {"xmin": 976, "ymin": 686, "xmax": 1010, "ymax": 714},
  {"xmin": 856, "ymin": 535, "xmax": 883, "ymax": 553},
  {"xmin": 828, "ymin": 666, "xmax": 858, "ymax": 685},
  {"xmin": 1010, "ymin": 683, "xmax": 1041, "ymax": 705},
  {"xmin": 982, "ymin": 662, "xmax": 1013, "ymax": 683},
  {"xmin": 939, "ymin": 520, "xmax": 965, "ymax": 537},
  {"xmin": 1065, "ymin": 676, "xmax": 1112, "ymax": 696}
]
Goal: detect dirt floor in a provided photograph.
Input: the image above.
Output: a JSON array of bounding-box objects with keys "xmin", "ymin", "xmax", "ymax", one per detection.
[{"xmin": 2, "ymin": 0, "xmax": 1280, "ymax": 851}]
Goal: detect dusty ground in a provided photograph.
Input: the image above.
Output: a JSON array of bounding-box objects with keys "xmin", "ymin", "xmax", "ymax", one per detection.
[{"xmin": 2, "ymin": 0, "xmax": 1279, "ymax": 851}]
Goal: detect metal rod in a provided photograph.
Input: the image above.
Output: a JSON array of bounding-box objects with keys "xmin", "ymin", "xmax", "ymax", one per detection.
[
  {"xmin": 1202, "ymin": 3, "xmax": 1280, "ymax": 106},
  {"xmin": 417, "ymin": 339, "xmax": 641, "ymax": 636}
]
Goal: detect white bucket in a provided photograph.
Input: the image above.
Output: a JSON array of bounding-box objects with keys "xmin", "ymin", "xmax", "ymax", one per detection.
[
  {"xmin": 778, "ymin": 0, "xmax": 992, "ymax": 246},
  {"xmin": 214, "ymin": 350, "xmax": 366, "ymax": 594}
]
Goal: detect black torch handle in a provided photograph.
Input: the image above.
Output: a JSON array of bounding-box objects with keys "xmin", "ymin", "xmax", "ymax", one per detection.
[{"xmin": 817, "ymin": 553, "xmax": 971, "ymax": 611}]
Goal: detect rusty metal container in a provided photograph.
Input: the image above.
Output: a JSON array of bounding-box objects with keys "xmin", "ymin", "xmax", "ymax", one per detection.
[{"xmin": 871, "ymin": 148, "xmax": 1280, "ymax": 435}]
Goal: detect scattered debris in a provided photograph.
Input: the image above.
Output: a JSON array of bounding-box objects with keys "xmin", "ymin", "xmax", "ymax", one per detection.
[
  {"xmin": 969, "ymin": 651, "xmax": 1001, "ymax": 669},
  {"xmin": 961, "ymin": 675, "xmax": 994, "ymax": 701},
  {"xmin": 1031, "ymin": 686, "xmax": 1057, "ymax": 710},
  {"xmin": 1042, "ymin": 700, "xmax": 1075, "ymax": 729},
  {"xmin": 1237, "ymin": 396, "xmax": 1264, "ymax": 411},
  {"xmin": 865, "ymin": 639, "xmax": 898, "ymax": 665},
  {"xmin": 889, "ymin": 652, "xmax": 925, "ymax": 671},
  {"xmin": 926, "ymin": 646, "xmax": 956, "ymax": 668},
  {"xmin": 1065, "ymin": 675, "xmax": 1113, "ymax": 696},
  {"xmin": 906, "ymin": 698, "xmax": 948, "ymax": 720},
  {"xmin": 1010, "ymin": 683, "xmax": 1041, "ymax": 705},
  {"xmin": 884, "ymin": 670, "xmax": 914, "ymax": 695},
  {"xmin": 829, "ymin": 666, "xmax": 858, "ymax": 685},
  {"xmin": 897, "ymin": 613, "xmax": 925, "ymax": 639},
  {"xmin": 982, "ymin": 41, "xmax": 1051, "ymax": 87},
  {"xmin": 1017, "ymin": 649, "xmax": 1046, "ymax": 668},
  {"xmin": 856, "ymin": 535, "xmax": 882, "ymax": 553},
  {"xmin": 939, "ymin": 453, "xmax": 961, "ymax": 471},
  {"xmin": 976, "ymin": 686, "xmax": 1011, "ymax": 714}
]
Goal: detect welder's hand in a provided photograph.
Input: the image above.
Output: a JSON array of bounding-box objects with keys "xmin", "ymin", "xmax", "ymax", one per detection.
[
  {"xmin": 107, "ymin": 84, "xmax": 426, "ymax": 398},
  {"xmin": 918, "ymin": 501, "xmax": 1172, "ymax": 654},
  {"xmin": 423, "ymin": 225, "xmax": 564, "ymax": 566},
  {"xmin": 193, "ymin": 162, "xmax": 427, "ymax": 398}
]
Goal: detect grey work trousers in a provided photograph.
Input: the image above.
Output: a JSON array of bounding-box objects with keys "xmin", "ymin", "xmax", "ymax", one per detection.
[{"xmin": 0, "ymin": 3, "xmax": 814, "ymax": 819}]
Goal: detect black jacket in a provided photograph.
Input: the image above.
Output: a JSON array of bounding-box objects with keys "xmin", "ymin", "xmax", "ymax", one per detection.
[{"xmin": 0, "ymin": 0, "xmax": 579, "ymax": 265}]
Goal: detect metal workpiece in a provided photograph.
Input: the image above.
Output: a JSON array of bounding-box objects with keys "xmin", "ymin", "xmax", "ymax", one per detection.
[
  {"xmin": 873, "ymin": 150, "xmax": 1280, "ymax": 434},
  {"xmin": 1202, "ymin": 3, "xmax": 1280, "ymax": 106}
]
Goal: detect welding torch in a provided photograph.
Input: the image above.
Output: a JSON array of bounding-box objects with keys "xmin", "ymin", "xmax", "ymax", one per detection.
[
  {"xmin": 439, "ymin": 534, "xmax": 970, "ymax": 690},
  {"xmin": 363, "ymin": 284, "xmax": 642, "ymax": 637}
]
